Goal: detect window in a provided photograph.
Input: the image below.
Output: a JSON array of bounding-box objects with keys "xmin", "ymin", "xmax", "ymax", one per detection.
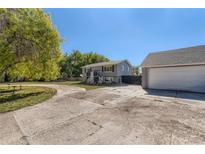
[
  {"xmin": 121, "ymin": 65, "xmax": 125, "ymax": 71},
  {"xmin": 127, "ymin": 66, "xmax": 130, "ymax": 72},
  {"xmin": 103, "ymin": 65, "xmax": 114, "ymax": 72}
]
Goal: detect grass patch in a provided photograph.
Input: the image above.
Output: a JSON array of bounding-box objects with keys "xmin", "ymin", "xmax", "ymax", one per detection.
[
  {"xmin": 0, "ymin": 86, "xmax": 56, "ymax": 113},
  {"xmin": 1, "ymin": 81, "xmax": 106, "ymax": 90},
  {"xmin": 56, "ymin": 81, "xmax": 106, "ymax": 90}
]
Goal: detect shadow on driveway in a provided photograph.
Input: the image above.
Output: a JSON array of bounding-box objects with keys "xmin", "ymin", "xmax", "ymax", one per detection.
[{"xmin": 144, "ymin": 89, "xmax": 205, "ymax": 101}]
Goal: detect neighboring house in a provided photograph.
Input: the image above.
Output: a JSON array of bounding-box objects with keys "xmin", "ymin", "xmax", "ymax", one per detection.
[
  {"xmin": 141, "ymin": 45, "xmax": 205, "ymax": 93},
  {"xmin": 82, "ymin": 60, "xmax": 133, "ymax": 84}
]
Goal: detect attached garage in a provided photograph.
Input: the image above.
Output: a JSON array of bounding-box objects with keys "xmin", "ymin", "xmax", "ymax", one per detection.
[{"xmin": 141, "ymin": 45, "xmax": 205, "ymax": 93}]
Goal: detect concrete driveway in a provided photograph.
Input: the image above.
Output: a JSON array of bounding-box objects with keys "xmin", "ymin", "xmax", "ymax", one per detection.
[{"xmin": 0, "ymin": 84, "xmax": 205, "ymax": 144}]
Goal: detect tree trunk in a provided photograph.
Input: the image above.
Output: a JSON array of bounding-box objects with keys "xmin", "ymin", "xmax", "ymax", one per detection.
[{"xmin": 4, "ymin": 71, "xmax": 9, "ymax": 82}]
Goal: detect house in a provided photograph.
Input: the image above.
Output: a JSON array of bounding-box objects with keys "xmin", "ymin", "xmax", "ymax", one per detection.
[
  {"xmin": 141, "ymin": 45, "xmax": 205, "ymax": 93},
  {"xmin": 82, "ymin": 60, "xmax": 134, "ymax": 84}
]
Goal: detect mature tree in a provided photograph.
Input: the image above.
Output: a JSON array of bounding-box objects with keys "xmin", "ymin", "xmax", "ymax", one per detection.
[
  {"xmin": 59, "ymin": 54, "xmax": 72, "ymax": 79},
  {"xmin": 59, "ymin": 51, "xmax": 109, "ymax": 78},
  {"xmin": 83, "ymin": 52, "xmax": 109, "ymax": 65},
  {"xmin": 69, "ymin": 50, "xmax": 84, "ymax": 77},
  {"xmin": 0, "ymin": 8, "xmax": 61, "ymax": 81},
  {"xmin": 134, "ymin": 66, "xmax": 141, "ymax": 76}
]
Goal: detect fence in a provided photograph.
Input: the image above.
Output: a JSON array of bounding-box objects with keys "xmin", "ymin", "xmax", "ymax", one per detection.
[{"xmin": 121, "ymin": 75, "xmax": 141, "ymax": 85}]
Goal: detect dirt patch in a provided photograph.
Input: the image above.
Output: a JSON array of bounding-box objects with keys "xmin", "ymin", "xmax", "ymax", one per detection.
[{"xmin": 67, "ymin": 91, "xmax": 120, "ymax": 106}]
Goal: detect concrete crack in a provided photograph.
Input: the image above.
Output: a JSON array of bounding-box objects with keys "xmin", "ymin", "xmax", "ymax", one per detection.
[
  {"xmin": 87, "ymin": 119, "xmax": 103, "ymax": 129},
  {"xmin": 81, "ymin": 119, "xmax": 103, "ymax": 141},
  {"xmin": 13, "ymin": 113, "xmax": 30, "ymax": 145}
]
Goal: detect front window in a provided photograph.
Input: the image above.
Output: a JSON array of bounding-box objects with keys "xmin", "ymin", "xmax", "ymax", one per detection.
[
  {"xmin": 103, "ymin": 65, "xmax": 114, "ymax": 72},
  {"xmin": 127, "ymin": 65, "xmax": 130, "ymax": 72},
  {"xmin": 121, "ymin": 65, "xmax": 125, "ymax": 71}
]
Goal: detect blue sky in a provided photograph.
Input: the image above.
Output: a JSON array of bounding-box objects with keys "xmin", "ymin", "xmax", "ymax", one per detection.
[{"xmin": 44, "ymin": 9, "xmax": 205, "ymax": 65}]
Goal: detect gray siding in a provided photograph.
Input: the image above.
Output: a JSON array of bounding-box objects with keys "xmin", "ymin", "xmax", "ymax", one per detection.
[
  {"xmin": 117, "ymin": 62, "xmax": 133, "ymax": 76},
  {"xmin": 142, "ymin": 68, "xmax": 148, "ymax": 88}
]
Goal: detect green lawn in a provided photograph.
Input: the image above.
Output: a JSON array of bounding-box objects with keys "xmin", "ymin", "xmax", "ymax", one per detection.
[
  {"xmin": 54, "ymin": 81, "xmax": 106, "ymax": 90},
  {"xmin": 0, "ymin": 86, "xmax": 56, "ymax": 113},
  {"xmin": 1, "ymin": 81, "xmax": 106, "ymax": 90}
]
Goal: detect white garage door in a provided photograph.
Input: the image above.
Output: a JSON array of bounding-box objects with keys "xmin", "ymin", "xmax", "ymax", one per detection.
[{"xmin": 148, "ymin": 65, "xmax": 205, "ymax": 93}]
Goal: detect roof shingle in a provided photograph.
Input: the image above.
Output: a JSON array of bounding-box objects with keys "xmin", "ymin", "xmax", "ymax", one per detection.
[
  {"xmin": 141, "ymin": 45, "xmax": 205, "ymax": 67},
  {"xmin": 82, "ymin": 60, "xmax": 131, "ymax": 68}
]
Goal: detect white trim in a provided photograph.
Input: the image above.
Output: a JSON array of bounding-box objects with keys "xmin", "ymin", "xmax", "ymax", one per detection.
[{"xmin": 141, "ymin": 63, "xmax": 205, "ymax": 68}]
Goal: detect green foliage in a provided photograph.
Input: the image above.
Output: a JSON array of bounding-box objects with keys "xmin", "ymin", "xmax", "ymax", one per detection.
[
  {"xmin": 0, "ymin": 9, "xmax": 61, "ymax": 81},
  {"xmin": 134, "ymin": 66, "xmax": 141, "ymax": 76},
  {"xmin": 83, "ymin": 52, "xmax": 110, "ymax": 65},
  {"xmin": 68, "ymin": 50, "xmax": 84, "ymax": 77},
  {"xmin": 60, "ymin": 50, "xmax": 109, "ymax": 78}
]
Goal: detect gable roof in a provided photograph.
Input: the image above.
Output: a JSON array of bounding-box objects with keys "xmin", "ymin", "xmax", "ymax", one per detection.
[
  {"xmin": 141, "ymin": 45, "xmax": 205, "ymax": 68},
  {"xmin": 82, "ymin": 60, "xmax": 132, "ymax": 68}
]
